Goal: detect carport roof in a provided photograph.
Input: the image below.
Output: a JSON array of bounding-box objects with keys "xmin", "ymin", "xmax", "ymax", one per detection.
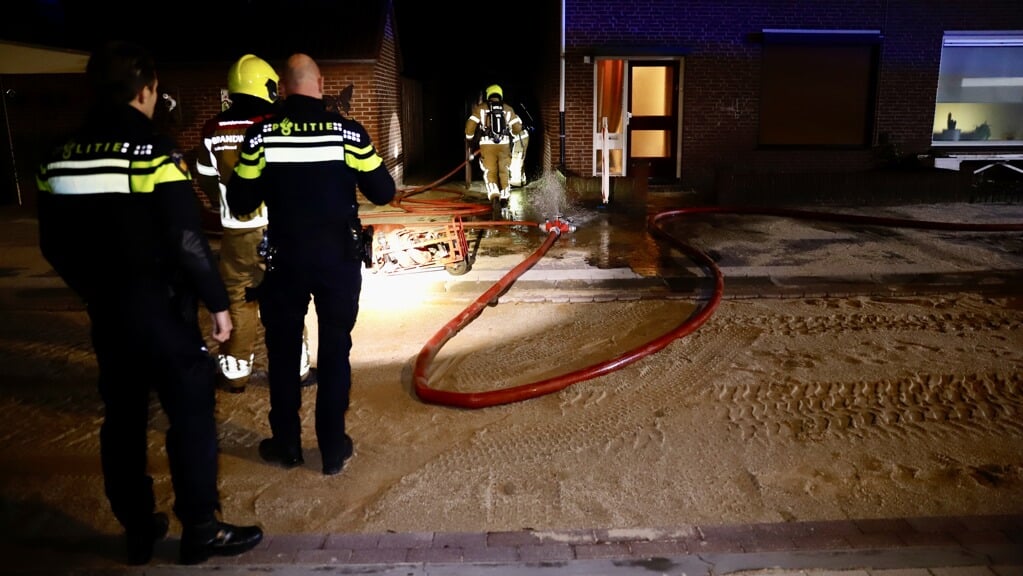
[
  {"xmin": 0, "ymin": 40, "xmax": 88, "ymax": 74},
  {"xmin": 1, "ymin": 0, "xmax": 390, "ymax": 66}
]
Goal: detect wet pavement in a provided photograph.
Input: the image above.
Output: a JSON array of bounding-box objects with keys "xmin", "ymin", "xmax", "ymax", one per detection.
[{"xmin": 1, "ymin": 180, "xmax": 1023, "ymax": 574}]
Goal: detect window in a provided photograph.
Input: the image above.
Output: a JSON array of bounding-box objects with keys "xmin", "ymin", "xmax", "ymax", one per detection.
[
  {"xmin": 932, "ymin": 32, "xmax": 1023, "ymax": 147},
  {"xmin": 759, "ymin": 29, "xmax": 880, "ymax": 147}
]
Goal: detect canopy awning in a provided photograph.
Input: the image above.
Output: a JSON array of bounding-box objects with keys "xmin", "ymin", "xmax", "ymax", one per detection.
[{"xmin": 0, "ymin": 40, "xmax": 88, "ymax": 74}]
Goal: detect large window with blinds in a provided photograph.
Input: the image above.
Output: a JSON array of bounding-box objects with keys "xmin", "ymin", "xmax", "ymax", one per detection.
[
  {"xmin": 932, "ymin": 32, "xmax": 1023, "ymax": 147},
  {"xmin": 759, "ymin": 29, "xmax": 880, "ymax": 148}
]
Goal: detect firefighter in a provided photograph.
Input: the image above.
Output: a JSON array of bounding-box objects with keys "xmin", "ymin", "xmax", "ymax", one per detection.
[
  {"xmin": 195, "ymin": 54, "xmax": 313, "ymax": 393},
  {"xmin": 465, "ymin": 84, "xmax": 525, "ymax": 202},
  {"xmin": 228, "ymin": 54, "xmax": 396, "ymax": 476},
  {"xmin": 509, "ymin": 116, "xmax": 530, "ymax": 187},
  {"xmin": 36, "ymin": 40, "xmax": 262, "ymax": 565}
]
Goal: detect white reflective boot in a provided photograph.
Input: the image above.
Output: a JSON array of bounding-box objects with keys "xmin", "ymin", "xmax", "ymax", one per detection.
[
  {"xmin": 500, "ymin": 187, "xmax": 511, "ymax": 201},
  {"xmin": 486, "ymin": 181, "xmax": 500, "ymax": 201},
  {"xmin": 509, "ymin": 147, "xmax": 525, "ymax": 187},
  {"xmin": 300, "ymin": 335, "xmax": 315, "ymax": 387},
  {"xmin": 218, "ymin": 354, "xmax": 253, "ymax": 393}
]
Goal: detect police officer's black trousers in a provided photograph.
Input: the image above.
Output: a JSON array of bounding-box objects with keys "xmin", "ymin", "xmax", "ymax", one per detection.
[
  {"xmin": 260, "ymin": 260, "xmax": 361, "ymax": 464},
  {"xmin": 88, "ymin": 288, "xmax": 221, "ymax": 531}
]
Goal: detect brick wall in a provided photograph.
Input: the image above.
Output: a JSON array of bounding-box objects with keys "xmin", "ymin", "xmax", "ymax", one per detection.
[
  {"xmin": 3, "ymin": 73, "xmax": 90, "ymax": 210},
  {"xmin": 7, "ymin": 49, "xmax": 403, "ymax": 211},
  {"xmin": 553, "ymin": 0, "xmax": 1023, "ymax": 194}
]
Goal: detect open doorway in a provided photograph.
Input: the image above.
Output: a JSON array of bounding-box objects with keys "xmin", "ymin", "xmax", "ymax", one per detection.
[{"xmin": 594, "ymin": 58, "xmax": 682, "ymax": 183}]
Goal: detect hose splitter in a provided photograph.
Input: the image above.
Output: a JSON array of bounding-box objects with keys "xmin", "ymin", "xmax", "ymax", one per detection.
[{"xmin": 538, "ymin": 216, "xmax": 576, "ymax": 236}]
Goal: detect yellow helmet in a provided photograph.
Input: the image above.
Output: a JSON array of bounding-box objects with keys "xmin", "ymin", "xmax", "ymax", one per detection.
[
  {"xmin": 227, "ymin": 54, "xmax": 279, "ymax": 103},
  {"xmin": 485, "ymin": 84, "xmax": 503, "ymax": 101}
]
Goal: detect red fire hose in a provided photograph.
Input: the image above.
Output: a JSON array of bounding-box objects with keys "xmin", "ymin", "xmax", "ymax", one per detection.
[{"xmin": 412, "ymin": 204, "xmax": 1023, "ymax": 409}]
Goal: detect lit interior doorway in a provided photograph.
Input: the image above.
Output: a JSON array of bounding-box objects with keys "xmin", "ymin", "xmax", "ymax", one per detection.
[{"xmin": 594, "ymin": 58, "xmax": 682, "ymax": 183}]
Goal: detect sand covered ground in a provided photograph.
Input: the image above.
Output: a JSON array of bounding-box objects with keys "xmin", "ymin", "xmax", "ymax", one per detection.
[
  {"xmin": 0, "ymin": 201, "xmax": 1021, "ymax": 548},
  {"xmin": 2, "ymin": 292, "xmax": 1021, "ymax": 540}
]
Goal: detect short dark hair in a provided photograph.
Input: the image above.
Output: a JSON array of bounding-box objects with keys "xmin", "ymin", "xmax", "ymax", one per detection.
[{"xmin": 86, "ymin": 41, "xmax": 157, "ymax": 104}]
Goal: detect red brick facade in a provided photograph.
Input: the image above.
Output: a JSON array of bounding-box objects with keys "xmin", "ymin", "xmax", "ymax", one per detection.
[{"xmin": 542, "ymin": 0, "xmax": 1023, "ymax": 193}]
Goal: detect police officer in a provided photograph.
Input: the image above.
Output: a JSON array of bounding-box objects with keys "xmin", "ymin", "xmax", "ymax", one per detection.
[
  {"xmin": 195, "ymin": 54, "xmax": 313, "ymax": 393},
  {"xmin": 36, "ymin": 41, "xmax": 262, "ymax": 565},
  {"xmin": 465, "ymin": 84, "xmax": 525, "ymax": 202},
  {"xmin": 228, "ymin": 53, "xmax": 396, "ymax": 476}
]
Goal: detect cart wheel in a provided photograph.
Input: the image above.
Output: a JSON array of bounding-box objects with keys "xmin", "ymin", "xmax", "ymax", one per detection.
[{"xmin": 446, "ymin": 257, "xmax": 472, "ymax": 276}]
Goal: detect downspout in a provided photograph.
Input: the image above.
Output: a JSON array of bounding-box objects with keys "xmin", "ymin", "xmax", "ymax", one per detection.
[
  {"xmin": 2, "ymin": 79, "xmax": 21, "ymax": 206},
  {"xmin": 558, "ymin": 0, "xmax": 566, "ymax": 173}
]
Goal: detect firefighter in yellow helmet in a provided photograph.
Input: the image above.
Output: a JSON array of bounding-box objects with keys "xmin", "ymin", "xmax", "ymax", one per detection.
[
  {"xmin": 195, "ymin": 54, "xmax": 313, "ymax": 393},
  {"xmin": 465, "ymin": 84, "xmax": 525, "ymax": 202}
]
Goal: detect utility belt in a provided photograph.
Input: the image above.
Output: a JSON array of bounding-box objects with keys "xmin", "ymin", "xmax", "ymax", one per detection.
[
  {"xmin": 257, "ymin": 219, "xmax": 373, "ymax": 274},
  {"xmin": 246, "ymin": 220, "xmax": 373, "ymax": 302},
  {"xmin": 349, "ymin": 220, "xmax": 374, "ymax": 269}
]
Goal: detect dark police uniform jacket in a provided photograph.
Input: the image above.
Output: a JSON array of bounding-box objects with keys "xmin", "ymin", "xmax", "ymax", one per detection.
[
  {"xmin": 36, "ymin": 103, "xmax": 229, "ymax": 314},
  {"xmin": 227, "ymin": 94, "xmax": 395, "ymax": 269}
]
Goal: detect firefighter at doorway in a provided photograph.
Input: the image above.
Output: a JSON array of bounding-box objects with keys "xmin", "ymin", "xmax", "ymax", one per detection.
[
  {"xmin": 195, "ymin": 54, "xmax": 312, "ymax": 393},
  {"xmin": 465, "ymin": 84, "xmax": 525, "ymax": 201}
]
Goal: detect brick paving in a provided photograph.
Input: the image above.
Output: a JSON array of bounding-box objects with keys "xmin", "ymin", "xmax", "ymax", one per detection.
[{"xmin": 10, "ymin": 514, "xmax": 1022, "ymax": 574}]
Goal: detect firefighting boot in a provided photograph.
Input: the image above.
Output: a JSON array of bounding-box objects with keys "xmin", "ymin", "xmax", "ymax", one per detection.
[
  {"xmin": 299, "ymin": 337, "xmax": 315, "ymax": 388},
  {"xmin": 217, "ymin": 354, "xmax": 252, "ymax": 393},
  {"xmin": 486, "ymin": 181, "xmax": 500, "ymax": 201}
]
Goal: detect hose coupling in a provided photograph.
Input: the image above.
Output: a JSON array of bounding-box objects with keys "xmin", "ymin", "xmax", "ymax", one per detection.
[{"xmin": 539, "ymin": 217, "xmax": 576, "ymax": 235}]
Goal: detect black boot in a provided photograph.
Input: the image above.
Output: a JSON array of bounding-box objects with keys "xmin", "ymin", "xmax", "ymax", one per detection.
[
  {"xmin": 125, "ymin": 512, "xmax": 169, "ymax": 565},
  {"xmin": 322, "ymin": 433, "xmax": 354, "ymax": 476},
  {"xmin": 179, "ymin": 519, "xmax": 263, "ymax": 565},
  {"xmin": 259, "ymin": 437, "xmax": 304, "ymax": 469}
]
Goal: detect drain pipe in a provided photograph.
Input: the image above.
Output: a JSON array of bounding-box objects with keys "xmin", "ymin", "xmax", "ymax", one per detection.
[
  {"xmin": 2, "ymin": 81, "xmax": 21, "ymax": 206},
  {"xmin": 558, "ymin": 0, "xmax": 566, "ymax": 172}
]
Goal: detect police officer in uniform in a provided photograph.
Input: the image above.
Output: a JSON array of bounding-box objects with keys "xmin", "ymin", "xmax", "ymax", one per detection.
[
  {"xmin": 195, "ymin": 54, "xmax": 313, "ymax": 393},
  {"xmin": 36, "ymin": 40, "xmax": 263, "ymax": 565},
  {"xmin": 228, "ymin": 53, "xmax": 396, "ymax": 475},
  {"xmin": 464, "ymin": 84, "xmax": 525, "ymax": 202}
]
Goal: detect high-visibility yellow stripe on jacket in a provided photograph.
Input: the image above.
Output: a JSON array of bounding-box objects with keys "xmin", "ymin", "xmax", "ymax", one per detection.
[
  {"xmin": 226, "ymin": 94, "xmax": 396, "ymax": 265},
  {"xmin": 234, "ymin": 123, "xmax": 383, "ymax": 181},
  {"xmin": 37, "ymin": 148, "xmax": 190, "ymax": 196},
  {"xmin": 35, "ymin": 104, "xmax": 229, "ymax": 313}
]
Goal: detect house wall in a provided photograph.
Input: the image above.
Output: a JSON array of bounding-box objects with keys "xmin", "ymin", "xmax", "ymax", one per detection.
[
  {"xmin": 551, "ymin": 0, "xmax": 1023, "ymax": 194},
  {"xmin": 2, "ymin": 73, "xmax": 90, "ymax": 209},
  {"xmin": 370, "ymin": 9, "xmax": 405, "ymax": 187}
]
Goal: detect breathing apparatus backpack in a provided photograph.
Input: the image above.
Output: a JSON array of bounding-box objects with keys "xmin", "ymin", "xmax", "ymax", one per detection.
[{"xmin": 486, "ymin": 99, "xmax": 507, "ymax": 143}]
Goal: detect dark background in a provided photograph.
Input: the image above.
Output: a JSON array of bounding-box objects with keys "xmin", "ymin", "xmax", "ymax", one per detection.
[
  {"xmin": 392, "ymin": 1, "xmax": 548, "ymax": 181},
  {"xmin": 2, "ymin": 0, "xmax": 550, "ymax": 182}
]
